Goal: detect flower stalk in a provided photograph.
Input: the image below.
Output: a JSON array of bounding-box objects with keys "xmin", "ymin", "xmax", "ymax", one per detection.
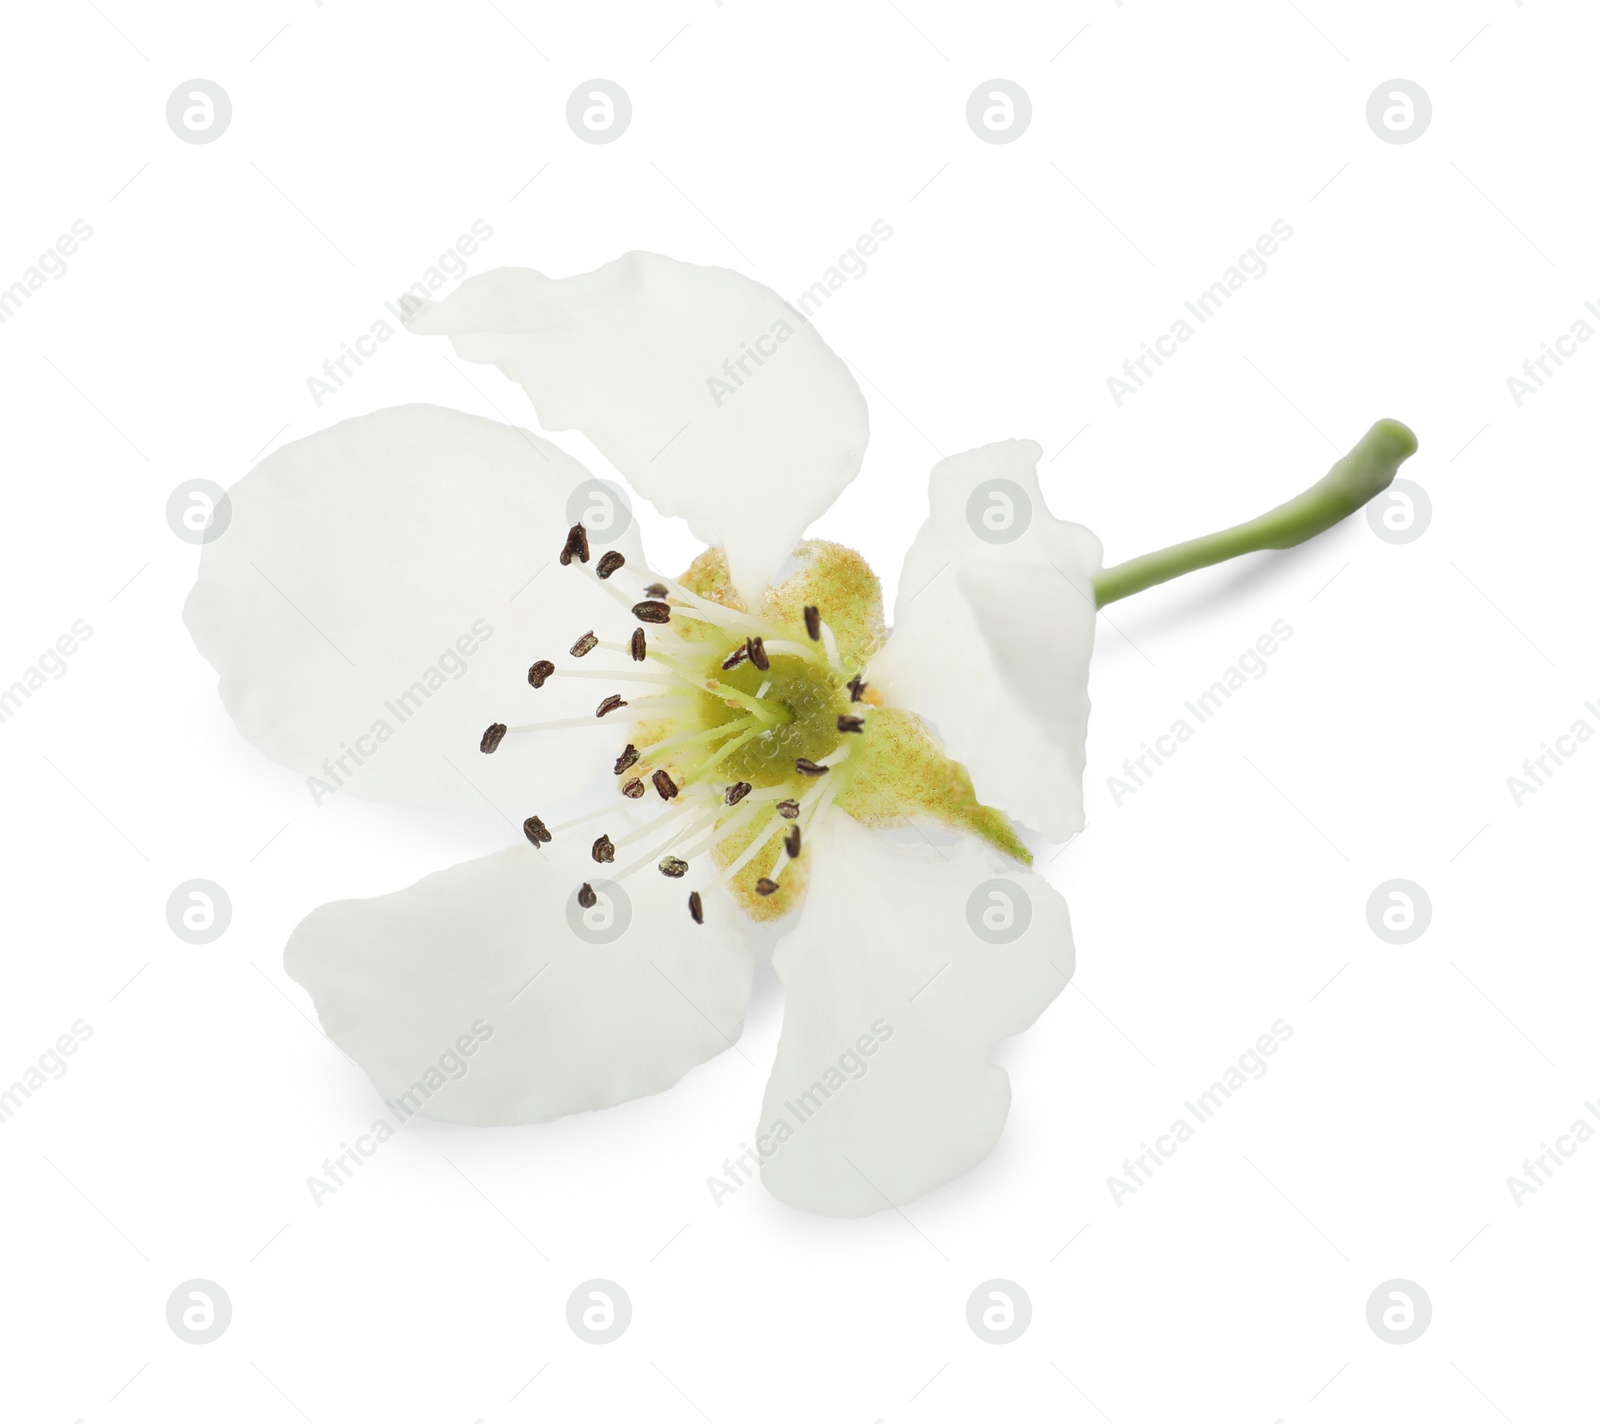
[{"xmin": 1092, "ymin": 418, "xmax": 1419, "ymax": 607}]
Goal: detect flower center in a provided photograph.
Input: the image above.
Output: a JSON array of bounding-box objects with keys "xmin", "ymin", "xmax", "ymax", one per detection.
[
  {"xmin": 478, "ymin": 529, "xmax": 872, "ymax": 926},
  {"xmin": 693, "ymin": 653, "xmax": 847, "ymax": 786}
]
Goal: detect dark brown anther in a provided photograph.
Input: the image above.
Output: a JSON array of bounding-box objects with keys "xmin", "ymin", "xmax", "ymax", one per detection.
[
  {"xmin": 688, "ymin": 890, "xmax": 704, "ymax": 924},
  {"xmin": 659, "ymin": 856, "xmax": 688, "ymax": 879},
  {"xmin": 847, "ymin": 675, "xmax": 866, "ymax": 702},
  {"xmin": 776, "ymin": 799, "xmax": 800, "ymax": 819},
  {"xmin": 527, "ymin": 660, "xmax": 555, "ymax": 688},
  {"xmin": 755, "ymin": 878, "xmax": 779, "ymax": 897},
  {"xmin": 746, "ymin": 636, "xmax": 769, "ymax": 671},
  {"xmin": 596, "ymin": 694, "xmax": 628, "ymax": 718},
  {"xmin": 577, "ymin": 882, "xmax": 597, "ymax": 909},
  {"xmin": 725, "ymin": 781, "xmax": 752, "ymax": 805},
  {"xmin": 621, "ymin": 777, "xmax": 645, "ymax": 798},
  {"xmin": 560, "ymin": 523, "xmax": 591, "ymax": 566},
  {"xmin": 596, "ymin": 550, "xmax": 626, "ymax": 579},
  {"xmin": 645, "ymin": 582, "xmax": 668, "ymax": 597},
  {"xmin": 837, "ymin": 714, "xmax": 864, "ymax": 734},
  {"xmin": 784, "ymin": 825, "xmax": 801, "ymax": 858},
  {"xmin": 652, "ymin": 768, "xmax": 679, "ymax": 801},
  {"xmin": 480, "ymin": 722, "xmax": 508, "ymax": 754},
  {"xmin": 522, "ymin": 815, "xmax": 552, "ymax": 846},
  {"xmin": 721, "ymin": 644, "xmax": 749, "ymax": 671},
  {"xmin": 633, "ymin": 600, "xmax": 672, "ymax": 624},
  {"xmin": 630, "ymin": 627, "xmax": 646, "ymax": 661},
  {"xmin": 614, "ymin": 744, "xmax": 640, "ymax": 775},
  {"xmin": 592, "ymin": 834, "xmax": 615, "ymax": 864},
  {"xmin": 570, "ymin": 630, "xmax": 599, "ymax": 657},
  {"xmin": 804, "ymin": 605, "xmax": 821, "ymax": 640},
  {"xmin": 795, "ymin": 758, "xmax": 828, "ymax": 776}
]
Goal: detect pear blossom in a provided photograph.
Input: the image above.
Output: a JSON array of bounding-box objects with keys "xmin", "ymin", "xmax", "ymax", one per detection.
[{"xmin": 186, "ymin": 252, "xmax": 1414, "ymax": 1216}]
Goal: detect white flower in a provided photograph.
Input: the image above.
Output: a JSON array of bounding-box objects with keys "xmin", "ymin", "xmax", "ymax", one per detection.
[{"xmin": 185, "ymin": 252, "xmax": 1101, "ymax": 1217}]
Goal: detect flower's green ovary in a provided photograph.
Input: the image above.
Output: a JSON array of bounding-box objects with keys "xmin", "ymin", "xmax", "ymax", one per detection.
[{"xmin": 693, "ymin": 652, "xmax": 851, "ymax": 788}]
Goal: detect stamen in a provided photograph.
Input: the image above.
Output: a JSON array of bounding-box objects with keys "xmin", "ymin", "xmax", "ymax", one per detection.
[
  {"xmin": 652, "ymin": 769, "xmax": 679, "ymax": 800},
  {"xmin": 622, "ymin": 777, "xmax": 645, "ymax": 798},
  {"xmin": 597, "ymin": 550, "xmax": 626, "ymax": 579},
  {"xmin": 755, "ymin": 878, "xmax": 778, "ymax": 896},
  {"xmin": 784, "ymin": 825, "xmax": 801, "ymax": 858},
  {"xmin": 570, "ymin": 631, "xmax": 599, "ymax": 657},
  {"xmin": 776, "ymin": 799, "xmax": 800, "ymax": 819},
  {"xmin": 645, "ymin": 582, "xmax": 668, "ymax": 597},
  {"xmin": 847, "ymin": 675, "xmax": 866, "ymax": 702},
  {"xmin": 720, "ymin": 644, "xmax": 749, "ymax": 671},
  {"xmin": 688, "ymin": 890, "xmax": 704, "ymax": 924},
  {"xmin": 480, "ymin": 723, "xmax": 508, "ymax": 754},
  {"xmin": 633, "ymin": 600, "xmax": 672, "ymax": 624},
  {"xmin": 659, "ymin": 856, "xmax": 688, "ymax": 879},
  {"xmin": 527, "ymin": 660, "xmax": 555, "ymax": 688},
  {"xmin": 804, "ymin": 605, "xmax": 821, "ymax": 640},
  {"xmin": 631, "ymin": 628, "xmax": 646, "ymax": 661},
  {"xmin": 560, "ymin": 524, "xmax": 591, "ymax": 566},
  {"xmin": 837, "ymin": 715, "xmax": 864, "ymax": 734},
  {"xmin": 577, "ymin": 882, "xmax": 597, "ymax": 908},
  {"xmin": 725, "ymin": 781, "xmax": 752, "ymax": 805},
  {"xmin": 746, "ymin": 636, "xmax": 770, "ymax": 671},
  {"xmin": 592, "ymin": 834, "xmax": 615, "ymax": 864},
  {"xmin": 596, "ymin": 694, "xmax": 628, "ymax": 718},
  {"xmin": 634, "ymin": 715, "xmax": 761, "ymax": 769},
  {"xmin": 615, "ymin": 745, "xmax": 640, "ymax": 775},
  {"xmin": 523, "ymin": 815, "xmax": 552, "ymax": 846},
  {"xmin": 795, "ymin": 758, "xmax": 828, "ymax": 776}
]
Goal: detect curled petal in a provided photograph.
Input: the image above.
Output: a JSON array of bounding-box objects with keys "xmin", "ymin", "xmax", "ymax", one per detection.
[
  {"xmin": 757, "ymin": 813, "xmax": 1072, "ymax": 1216},
  {"xmin": 407, "ymin": 254, "xmax": 869, "ymax": 599},
  {"xmin": 867, "ymin": 440, "xmax": 1101, "ymax": 842}
]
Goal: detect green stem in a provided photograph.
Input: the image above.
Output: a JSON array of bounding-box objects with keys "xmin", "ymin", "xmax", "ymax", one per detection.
[{"xmin": 1092, "ymin": 418, "xmax": 1419, "ymax": 608}]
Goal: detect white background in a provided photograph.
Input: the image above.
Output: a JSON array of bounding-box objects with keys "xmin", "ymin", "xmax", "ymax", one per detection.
[{"xmin": 2, "ymin": 1, "xmax": 1596, "ymax": 1421}]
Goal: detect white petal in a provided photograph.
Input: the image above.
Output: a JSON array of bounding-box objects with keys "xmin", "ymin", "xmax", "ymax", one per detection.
[
  {"xmin": 757, "ymin": 813, "xmax": 1072, "ymax": 1216},
  {"xmin": 868, "ymin": 440, "xmax": 1101, "ymax": 841},
  {"xmin": 406, "ymin": 254, "xmax": 869, "ymax": 599},
  {"xmin": 184, "ymin": 404, "xmax": 658, "ymax": 810},
  {"xmin": 285, "ymin": 835, "xmax": 771, "ymax": 1124}
]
